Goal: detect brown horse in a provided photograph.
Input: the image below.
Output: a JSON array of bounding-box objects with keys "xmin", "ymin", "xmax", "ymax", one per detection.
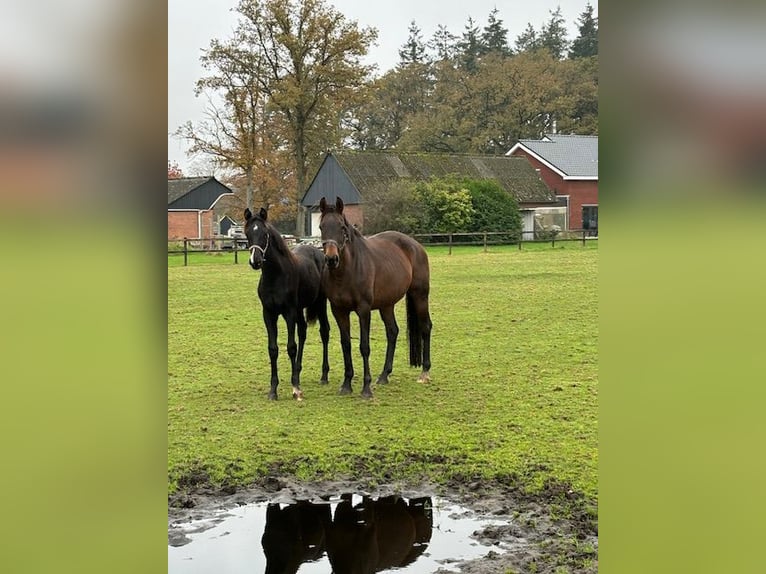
[{"xmin": 318, "ymin": 197, "xmax": 432, "ymax": 398}]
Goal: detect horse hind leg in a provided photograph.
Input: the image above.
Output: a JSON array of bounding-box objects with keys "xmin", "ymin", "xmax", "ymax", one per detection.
[
  {"xmin": 418, "ymin": 298, "xmax": 432, "ymax": 383},
  {"xmin": 406, "ymin": 291, "xmax": 432, "ymax": 383}
]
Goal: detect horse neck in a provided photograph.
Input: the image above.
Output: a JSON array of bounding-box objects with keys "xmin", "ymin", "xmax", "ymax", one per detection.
[{"xmin": 260, "ymin": 227, "xmax": 295, "ymax": 274}]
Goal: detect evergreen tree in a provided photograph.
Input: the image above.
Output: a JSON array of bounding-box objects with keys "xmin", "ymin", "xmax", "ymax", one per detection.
[
  {"xmin": 568, "ymin": 2, "xmax": 598, "ymax": 58},
  {"xmin": 514, "ymin": 23, "xmax": 540, "ymax": 53},
  {"xmin": 481, "ymin": 7, "xmax": 510, "ymax": 56},
  {"xmin": 457, "ymin": 17, "xmax": 483, "ymax": 72},
  {"xmin": 539, "ymin": 6, "xmax": 569, "ymax": 60},
  {"xmin": 429, "ymin": 24, "xmax": 458, "ymax": 62},
  {"xmin": 398, "ymin": 20, "xmax": 428, "ymax": 66}
]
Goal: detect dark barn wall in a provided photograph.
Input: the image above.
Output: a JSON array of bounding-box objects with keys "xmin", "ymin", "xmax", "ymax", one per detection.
[
  {"xmin": 219, "ymin": 216, "xmax": 235, "ymax": 235},
  {"xmin": 302, "ymin": 155, "xmax": 362, "ymax": 208}
]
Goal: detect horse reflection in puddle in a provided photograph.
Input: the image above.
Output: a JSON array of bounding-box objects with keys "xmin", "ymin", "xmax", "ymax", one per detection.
[{"xmin": 260, "ymin": 495, "xmax": 433, "ymax": 574}]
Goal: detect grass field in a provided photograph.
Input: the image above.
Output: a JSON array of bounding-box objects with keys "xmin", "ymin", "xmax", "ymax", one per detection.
[{"xmin": 168, "ymin": 243, "xmax": 597, "ymax": 503}]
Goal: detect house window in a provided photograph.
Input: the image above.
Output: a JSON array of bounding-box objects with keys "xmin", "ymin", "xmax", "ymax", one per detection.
[
  {"xmin": 582, "ymin": 205, "xmax": 598, "ymax": 236},
  {"xmin": 556, "ymin": 195, "xmax": 569, "ymax": 230}
]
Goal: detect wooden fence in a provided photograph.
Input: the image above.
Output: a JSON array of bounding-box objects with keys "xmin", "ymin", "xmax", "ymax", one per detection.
[{"xmin": 168, "ymin": 230, "xmax": 597, "ymax": 266}]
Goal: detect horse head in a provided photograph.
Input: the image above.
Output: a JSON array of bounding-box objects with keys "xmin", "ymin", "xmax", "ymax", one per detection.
[
  {"xmin": 244, "ymin": 207, "xmax": 270, "ymax": 270},
  {"xmin": 318, "ymin": 197, "xmax": 350, "ymax": 270}
]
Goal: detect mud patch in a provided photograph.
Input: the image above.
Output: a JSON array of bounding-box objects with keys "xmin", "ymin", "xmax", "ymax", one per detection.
[{"xmin": 168, "ymin": 477, "xmax": 597, "ymax": 574}]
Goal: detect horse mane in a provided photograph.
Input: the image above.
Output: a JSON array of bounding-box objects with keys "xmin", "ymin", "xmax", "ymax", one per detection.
[{"xmin": 255, "ymin": 215, "xmax": 293, "ymax": 260}]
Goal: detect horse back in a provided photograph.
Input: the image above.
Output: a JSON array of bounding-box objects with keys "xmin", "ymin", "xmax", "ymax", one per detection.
[{"xmin": 367, "ymin": 231, "xmax": 430, "ymax": 281}]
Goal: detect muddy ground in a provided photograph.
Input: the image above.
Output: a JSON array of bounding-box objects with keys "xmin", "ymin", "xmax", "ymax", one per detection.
[{"xmin": 168, "ymin": 475, "xmax": 597, "ymax": 574}]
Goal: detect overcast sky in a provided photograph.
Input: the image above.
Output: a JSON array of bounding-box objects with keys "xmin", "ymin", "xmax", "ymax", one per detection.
[{"xmin": 168, "ymin": 0, "xmax": 596, "ymax": 173}]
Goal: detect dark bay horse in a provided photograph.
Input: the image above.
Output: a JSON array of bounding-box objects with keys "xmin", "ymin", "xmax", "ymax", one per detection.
[
  {"xmin": 245, "ymin": 207, "xmax": 330, "ymax": 400},
  {"xmin": 318, "ymin": 197, "xmax": 432, "ymax": 398}
]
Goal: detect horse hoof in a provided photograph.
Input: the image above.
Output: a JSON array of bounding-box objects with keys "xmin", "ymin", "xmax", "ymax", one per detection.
[
  {"xmin": 417, "ymin": 372, "xmax": 431, "ymax": 383},
  {"xmin": 376, "ymin": 376, "xmax": 389, "ymax": 385},
  {"xmin": 339, "ymin": 386, "xmax": 353, "ymax": 395},
  {"xmin": 268, "ymin": 392, "xmax": 278, "ymax": 401},
  {"xmin": 292, "ymin": 388, "xmax": 304, "ymax": 401},
  {"xmin": 361, "ymin": 391, "xmax": 374, "ymax": 399},
  {"xmin": 319, "ymin": 378, "xmax": 329, "ymax": 385}
]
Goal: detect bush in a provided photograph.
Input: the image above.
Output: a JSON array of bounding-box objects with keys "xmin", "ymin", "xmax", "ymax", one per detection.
[
  {"xmin": 363, "ymin": 175, "xmax": 522, "ymax": 236},
  {"xmin": 463, "ymin": 179, "xmax": 522, "ymax": 236}
]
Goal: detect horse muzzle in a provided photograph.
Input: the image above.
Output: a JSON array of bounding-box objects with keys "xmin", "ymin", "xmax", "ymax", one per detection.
[
  {"xmin": 325, "ymin": 254, "xmax": 339, "ymax": 269},
  {"xmin": 322, "ymin": 240, "xmax": 341, "ymax": 269},
  {"xmin": 249, "ymin": 246, "xmax": 265, "ymax": 270}
]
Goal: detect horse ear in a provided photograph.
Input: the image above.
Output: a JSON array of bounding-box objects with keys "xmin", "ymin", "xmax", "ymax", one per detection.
[
  {"xmin": 336, "ymin": 197, "xmax": 344, "ymax": 214},
  {"xmin": 319, "ymin": 197, "xmax": 327, "ymax": 213},
  {"xmin": 259, "ymin": 207, "xmax": 268, "ymax": 221},
  {"xmin": 244, "ymin": 208, "xmax": 252, "ymax": 221}
]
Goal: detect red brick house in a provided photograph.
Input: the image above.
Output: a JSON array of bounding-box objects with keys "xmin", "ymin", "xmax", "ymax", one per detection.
[
  {"xmin": 507, "ymin": 134, "xmax": 598, "ymax": 235},
  {"xmin": 167, "ymin": 177, "xmax": 234, "ymax": 240}
]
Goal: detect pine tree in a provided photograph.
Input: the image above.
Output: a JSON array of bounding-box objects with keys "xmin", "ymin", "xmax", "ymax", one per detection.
[
  {"xmin": 457, "ymin": 17, "xmax": 483, "ymax": 72},
  {"xmin": 568, "ymin": 2, "xmax": 598, "ymax": 59},
  {"xmin": 539, "ymin": 6, "xmax": 569, "ymax": 60},
  {"xmin": 481, "ymin": 7, "xmax": 510, "ymax": 56},
  {"xmin": 398, "ymin": 20, "xmax": 428, "ymax": 66},
  {"xmin": 429, "ymin": 24, "xmax": 457, "ymax": 62},
  {"xmin": 514, "ymin": 23, "xmax": 539, "ymax": 54}
]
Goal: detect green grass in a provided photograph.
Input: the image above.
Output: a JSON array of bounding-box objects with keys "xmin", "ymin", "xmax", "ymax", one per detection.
[{"xmin": 168, "ymin": 243, "xmax": 597, "ymax": 501}]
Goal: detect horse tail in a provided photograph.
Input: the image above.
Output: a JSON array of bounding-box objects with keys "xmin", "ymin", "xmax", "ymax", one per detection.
[{"xmin": 406, "ymin": 292, "xmax": 422, "ymax": 367}]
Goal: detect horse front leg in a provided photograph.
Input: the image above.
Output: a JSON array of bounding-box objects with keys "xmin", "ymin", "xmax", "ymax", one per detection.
[
  {"xmin": 263, "ymin": 309, "xmax": 280, "ymax": 400},
  {"xmin": 332, "ymin": 307, "xmax": 354, "ymax": 395},
  {"xmin": 357, "ymin": 306, "xmax": 373, "ymax": 399},
  {"xmin": 318, "ymin": 297, "xmax": 330, "ymax": 384},
  {"xmin": 376, "ymin": 306, "xmax": 398, "ymax": 385},
  {"xmin": 285, "ymin": 311, "xmax": 303, "ymax": 401}
]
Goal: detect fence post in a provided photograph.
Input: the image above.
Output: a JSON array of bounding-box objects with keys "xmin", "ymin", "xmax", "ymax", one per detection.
[
  {"xmin": 552, "ymin": 233, "xmax": 555, "ymax": 248},
  {"xmin": 483, "ymin": 232, "xmax": 487, "ymax": 253},
  {"xmin": 448, "ymin": 233, "xmax": 453, "ymax": 255},
  {"xmin": 234, "ymin": 239, "xmax": 239, "ymax": 264},
  {"xmin": 183, "ymin": 238, "xmax": 188, "ymax": 267},
  {"xmin": 582, "ymin": 229, "xmax": 586, "ymax": 246},
  {"xmin": 519, "ymin": 231, "xmax": 522, "ymax": 250}
]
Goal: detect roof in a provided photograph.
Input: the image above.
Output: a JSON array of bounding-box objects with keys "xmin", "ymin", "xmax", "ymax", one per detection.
[
  {"xmin": 302, "ymin": 151, "xmax": 556, "ymax": 206},
  {"xmin": 507, "ymin": 134, "xmax": 598, "ymax": 179},
  {"xmin": 167, "ymin": 176, "xmax": 233, "ymax": 209},
  {"xmin": 168, "ymin": 177, "xmax": 214, "ymax": 204}
]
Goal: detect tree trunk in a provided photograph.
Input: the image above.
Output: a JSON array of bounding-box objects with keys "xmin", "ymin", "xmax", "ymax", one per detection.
[
  {"xmin": 294, "ymin": 133, "xmax": 306, "ymax": 237},
  {"xmin": 245, "ymin": 166, "xmax": 254, "ymax": 212}
]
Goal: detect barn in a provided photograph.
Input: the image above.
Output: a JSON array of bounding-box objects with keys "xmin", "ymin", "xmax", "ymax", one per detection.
[
  {"xmin": 506, "ymin": 134, "xmax": 598, "ymax": 235},
  {"xmin": 300, "ymin": 151, "xmax": 557, "ymax": 237},
  {"xmin": 167, "ymin": 176, "xmax": 234, "ymax": 240}
]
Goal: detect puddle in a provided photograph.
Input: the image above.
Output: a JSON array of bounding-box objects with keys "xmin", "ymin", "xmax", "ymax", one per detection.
[{"xmin": 169, "ymin": 494, "xmax": 510, "ymax": 573}]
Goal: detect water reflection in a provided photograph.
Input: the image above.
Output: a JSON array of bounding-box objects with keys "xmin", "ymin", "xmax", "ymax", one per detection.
[
  {"xmin": 261, "ymin": 495, "xmax": 433, "ymax": 574},
  {"xmin": 169, "ymin": 494, "xmax": 506, "ymax": 574}
]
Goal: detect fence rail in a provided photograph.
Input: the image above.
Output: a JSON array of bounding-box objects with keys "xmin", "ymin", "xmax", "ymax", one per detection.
[{"xmin": 168, "ymin": 229, "xmax": 597, "ymax": 266}]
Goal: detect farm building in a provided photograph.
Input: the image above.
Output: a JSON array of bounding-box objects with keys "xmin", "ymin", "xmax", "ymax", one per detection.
[
  {"xmin": 506, "ymin": 134, "xmax": 598, "ymax": 235},
  {"xmin": 300, "ymin": 151, "xmax": 557, "ymax": 237},
  {"xmin": 167, "ymin": 176, "xmax": 234, "ymax": 240}
]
